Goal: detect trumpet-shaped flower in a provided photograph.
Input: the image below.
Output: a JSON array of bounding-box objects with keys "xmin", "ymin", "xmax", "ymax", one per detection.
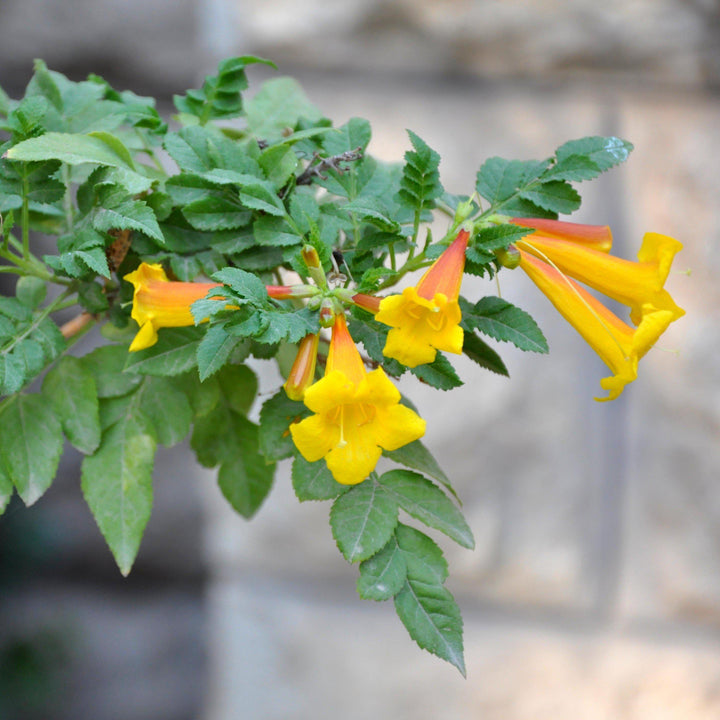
[
  {"xmin": 290, "ymin": 314, "xmax": 426, "ymax": 485},
  {"xmin": 518, "ymin": 251, "xmax": 681, "ymax": 401},
  {"xmin": 124, "ymin": 263, "xmax": 221, "ymax": 351},
  {"xmin": 375, "ymin": 228, "xmax": 469, "ymax": 367},
  {"xmin": 510, "ymin": 217, "xmax": 613, "ymax": 253},
  {"xmin": 514, "ymin": 226, "xmax": 684, "ymax": 326}
]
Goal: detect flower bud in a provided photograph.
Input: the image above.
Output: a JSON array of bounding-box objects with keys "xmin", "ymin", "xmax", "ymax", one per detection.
[
  {"xmin": 283, "ymin": 333, "xmax": 319, "ymax": 401},
  {"xmin": 495, "ymin": 246, "xmax": 522, "ymax": 269},
  {"xmin": 301, "ymin": 244, "xmax": 321, "ymax": 269},
  {"xmin": 318, "ymin": 297, "xmax": 337, "ymax": 328},
  {"xmin": 351, "ymin": 293, "xmax": 381, "ymax": 314}
]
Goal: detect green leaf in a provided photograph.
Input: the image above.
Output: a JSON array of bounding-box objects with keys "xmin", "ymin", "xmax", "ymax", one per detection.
[
  {"xmin": 378, "ymin": 470, "xmax": 474, "ymax": 549},
  {"xmin": 330, "ymin": 478, "xmax": 399, "ymax": 563},
  {"xmin": 518, "ymin": 180, "xmax": 581, "ymax": 214},
  {"xmin": 93, "ymin": 196, "xmax": 163, "ymax": 244},
  {"xmin": 0, "ymin": 394, "xmax": 63, "ymax": 506},
  {"xmin": 217, "ymin": 414, "xmax": 275, "ymax": 518},
  {"xmin": 396, "ymin": 130, "xmax": 443, "ymax": 213},
  {"xmin": 135, "ymin": 377, "xmax": 192, "ymax": 447},
  {"xmin": 182, "ymin": 196, "xmax": 251, "ymax": 231},
  {"xmin": 245, "ymin": 77, "xmax": 322, "ymax": 141},
  {"xmin": 383, "ymin": 439, "xmax": 455, "ymax": 498},
  {"xmin": 82, "ymin": 344, "xmax": 143, "ymax": 398},
  {"xmin": 16, "ymin": 276, "xmax": 47, "ymax": 309},
  {"xmin": 476, "ymin": 157, "xmax": 550, "ymax": 205},
  {"xmin": 461, "ymin": 296, "xmax": 548, "ymax": 353},
  {"xmin": 81, "ymin": 413, "xmax": 156, "ymax": 575},
  {"xmin": 253, "ymin": 216, "xmax": 304, "ymax": 247},
  {"xmin": 0, "ymin": 463, "xmax": 12, "ymax": 515},
  {"xmin": 357, "ymin": 535, "xmax": 407, "ymax": 601},
  {"xmin": 292, "ymin": 454, "xmax": 346, "ymax": 502},
  {"xmin": 5, "ymin": 131, "xmax": 135, "ymax": 168},
  {"xmin": 462, "ymin": 332, "xmax": 509, "ymax": 376},
  {"xmin": 216, "ymin": 363, "xmax": 258, "ymax": 416},
  {"xmin": 196, "ymin": 325, "xmax": 240, "ymax": 381},
  {"xmin": 259, "ymin": 144, "xmax": 298, "ymax": 189},
  {"xmin": 42, "ymin": 356, "xmax": 101, "ymax": 454},
  {"xmin": 395, "ymin": 524, "xmax": 448, "ymax": 585},
  {"xmin": 212, "ymin": 267, "xmax": 268, "ymax": 305},
  {"xmin": 410, "ymin": 353, "xmax": 463, "ymax": 390},
  {"xmin": 257, "ymin": 389, "xmax": 307, "ymax": 462},
  {"xmin": 323, "ymin": 117, "xmax": 372, "ymax": 155},
  {"xmin": 394, "ymin": 578, "xmax": 465, "ymax": 675},
  {"xmin": 123, "ymin": 327, "xmax": 203, "ymax": 376},
  {"xmin": 555, "ymin": 136, "xmax": 633, "ymax": 175}
]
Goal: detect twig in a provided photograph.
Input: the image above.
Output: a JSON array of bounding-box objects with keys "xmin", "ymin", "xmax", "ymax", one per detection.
[
  {"xmin": 296, "ymin": 148, "xmax": 364, "ymax": 185},
  {"xmin": 60, "ymin": 312, "xmax": 95, "ymax": 339}
]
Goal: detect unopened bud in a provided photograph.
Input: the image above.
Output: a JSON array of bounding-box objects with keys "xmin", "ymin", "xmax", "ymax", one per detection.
[
  {"xmin": 301, "ymin": 244, "xmax": 321, "ymax": 269},
  {"xmin": 284, "ymin": 333, "xmax": 319, "ymax": 401},
  {"xmin": 351, "ymin": 293, "xmax": 381, "ymax": 314},
  {"xmin": 319, "ymin": 298, "xmax": 336, "ymax": 328},
  {"xmin": 495, "ymin": 246, "xmax": 522, "ymax": 269}
]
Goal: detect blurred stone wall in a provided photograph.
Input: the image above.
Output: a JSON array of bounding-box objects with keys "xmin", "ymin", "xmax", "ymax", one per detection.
[{"xmin": 0, "ymin": 1, "xmax": 719, "ymax": 719}]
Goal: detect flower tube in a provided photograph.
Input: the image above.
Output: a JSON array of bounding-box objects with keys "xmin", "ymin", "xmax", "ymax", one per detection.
[
  {"xmin": 514, "ymin": 228, "xmax": 684, "ymax": 326},
  {"xmin": 290, "ymin": 314, "xmax": 426, "ymax": 484},
  {"xmin": 374, "ymin": 228, "xmax": 470, "ymax": 367},
  {"xmin": 284, "ymin": 333, "xmax": 320, "ymax": 401},
  {"xmin": 124, "ymin": 263, "xmax": 222, "ymax": 351},
  {"xmin": 518, "ymin": 251, "xmax": 680, "ymax": 401}
]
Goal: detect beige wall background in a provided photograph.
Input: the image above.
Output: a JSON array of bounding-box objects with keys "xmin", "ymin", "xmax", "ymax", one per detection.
[{"xmin": 1, "ymin": 2, "xmax": 719, "ymax": 719}]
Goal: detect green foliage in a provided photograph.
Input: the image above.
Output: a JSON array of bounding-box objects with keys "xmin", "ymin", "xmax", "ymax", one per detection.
[{"xmin": 0, "ymin": 57, "xmax": 637, "ymax": 670}]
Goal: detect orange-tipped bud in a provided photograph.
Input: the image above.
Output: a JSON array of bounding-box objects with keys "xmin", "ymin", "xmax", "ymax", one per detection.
[
  {"xmin": 301, "ymin": 244, "xmax": 321, "ymax": 269},
  {"xmin": 266, "ymin": 284, "xmax": 320, "ymax": 300},
  {"xmin": 351, "ymin": 293, "xmax": 382, "ymax": 314},
  {"xmin": 284, "ymin": 333, "xmax": 320, "ymax": 401},
  {"xmin": 318, "ymin": 298, "xmax": 337, "ymax": 328}
]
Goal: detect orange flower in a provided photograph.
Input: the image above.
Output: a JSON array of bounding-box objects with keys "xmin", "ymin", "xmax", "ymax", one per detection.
[{"xmin": 374, "ymin": 228, "xmax": 470, "ymax": 367}]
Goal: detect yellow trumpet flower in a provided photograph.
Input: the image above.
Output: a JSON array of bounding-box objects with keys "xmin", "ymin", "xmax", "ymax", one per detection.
[{"xmin": 290, "ymin": 314, "xmax": 426, "ymax": 485}]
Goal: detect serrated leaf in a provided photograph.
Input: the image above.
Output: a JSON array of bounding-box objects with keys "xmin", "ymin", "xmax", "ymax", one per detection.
[
  {"xmin": 253, "ymin": 215, "xmax": 304, "ymax": 247},
  {"xmin": 216, "ymin": 363, "xmax": 257, "ymax": 416},
  {"xmin": 0, "ymin": 394, "xmax": 63, "ymax": 506},
  {"xmin": 330, "ymin": 479, "xmax": 399, "ymax": 563},
  {"xmin": 394, "ymin": 579, "xmax": 465, "ymax": 675},
  {"xmin": 82, "ymin": 344, "xmax": 143, "ymax": 398},
  {"xmin": 461, "ymin": 296, "xmax": 548, "ymax": 353},
  {"xmin": 182, "ymin": 196, "xmax": 251, "ymax": 231},
  {"xmin": 196, "ymin": 325, "xmax": 239, "ymax": 381},
  {"xmin": 555, "ymin": 136, "xmax": 633, "ymax": 174},
  {"xmin": 93, "ymin": 197, "xmax": 163, "ymax": 244},
  {"xmin": 476, "ymin": 157, "xmax": 550, "ymax": 205},
  {"xmin": 410, "ymin": 353, "xmax": 463, "ymax": 390},
  {"xmin": 259, "ymin": 144, "xmax": 298, "ymax": 189},
  {"xmin": 135, "ymin": 377, "xmax": 192, "ymax": 447},
  {"xmin": 42, "ymin": 356, "xmax": 101, "ymax": 454},
  {"xmin": 518, "ymin": 180, "xmax": 581, "ymax": 214},
  {"xmin": 323, "ymin": 117, "xmax": 372, "ymax": 155},
  {"xmin": 543, "ymin": 154, "xmax": 602, "ymax": 182},
  {"xmin": 217, "ymin": 414, "xmax": 275, "ymax": 518},
  {"xmin": 6, "ymin": 131, "xmax": 134, "ymax": 168},
  {"xmin": 123, "ymin": 327, "xmax": 203, "ymax": 376},
  {"xmin": 378, "ymin": 470, "xmax": 474, "ymax": 549},
  {"xmin": 16, "ymin": 276, "xmax": 47, "ymax": 309},
  {"xmin": 81, "ymin": 414, "xmax": 155, "ymax": 575},
  {"xmin": 212, "ymin": 267, "xmax": 268, "ymax": 305},
  {"xmin": 245, "ymin": 77, "xmax": 322, "ymax": 141},
  {"xmin": 357, "ymin": 535, "xmax": 407, "ymax": 601},
  {"xmin": 383, "ymin": 439, "xmax": 455, "ymax": 497},
  {"xmin": 397, "ymin": 130, "xmax": 443, "ymax": 213},
  {"xmin": 395, "ymin": 524, "xmax": 449, "ymax": 585},
  {"xmin": 257, "ymin": 389, "xmax": 307, "ymax": 461},
  {"xmin": 291, "ymin": 454, "xmax": 346, "ymax": 502},
  {"xmin": 462, "ymin": 332, "xmax": 509, "ymax": 376}
]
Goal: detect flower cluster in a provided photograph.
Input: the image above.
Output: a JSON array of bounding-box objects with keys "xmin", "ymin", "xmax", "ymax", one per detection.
[
  {"xmin": 506, "ymin": 218, "xmax": 684, "ymax": 401},
  {"xmin": 125, "ymin": 217, "xmax": 683, "ymax": 485}
]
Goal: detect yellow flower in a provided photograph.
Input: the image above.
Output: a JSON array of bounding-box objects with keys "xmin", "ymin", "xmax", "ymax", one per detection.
[
  {"xmin": 513, "ymin": 222, "xmax": 684, "ymax": 326},
  {"xmin": 124, "ymin": 263, "xmax": 221, "ymax": 351},
  {"xmin": 290, "ymin": 314, "xmax": 426, "ymax": 485},
  {"xmin": 375, "ymin": 228, "xmax": 469, "ymax": 368},
  {"xmin": 518, "ymin": 250, "xmax": 681, "ymax": 402}
]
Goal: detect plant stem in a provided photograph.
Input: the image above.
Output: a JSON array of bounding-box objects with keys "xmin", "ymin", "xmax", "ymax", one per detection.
[{"xmin": 21, "ymin": 165, "xmax": 30, "ymax": 260}]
